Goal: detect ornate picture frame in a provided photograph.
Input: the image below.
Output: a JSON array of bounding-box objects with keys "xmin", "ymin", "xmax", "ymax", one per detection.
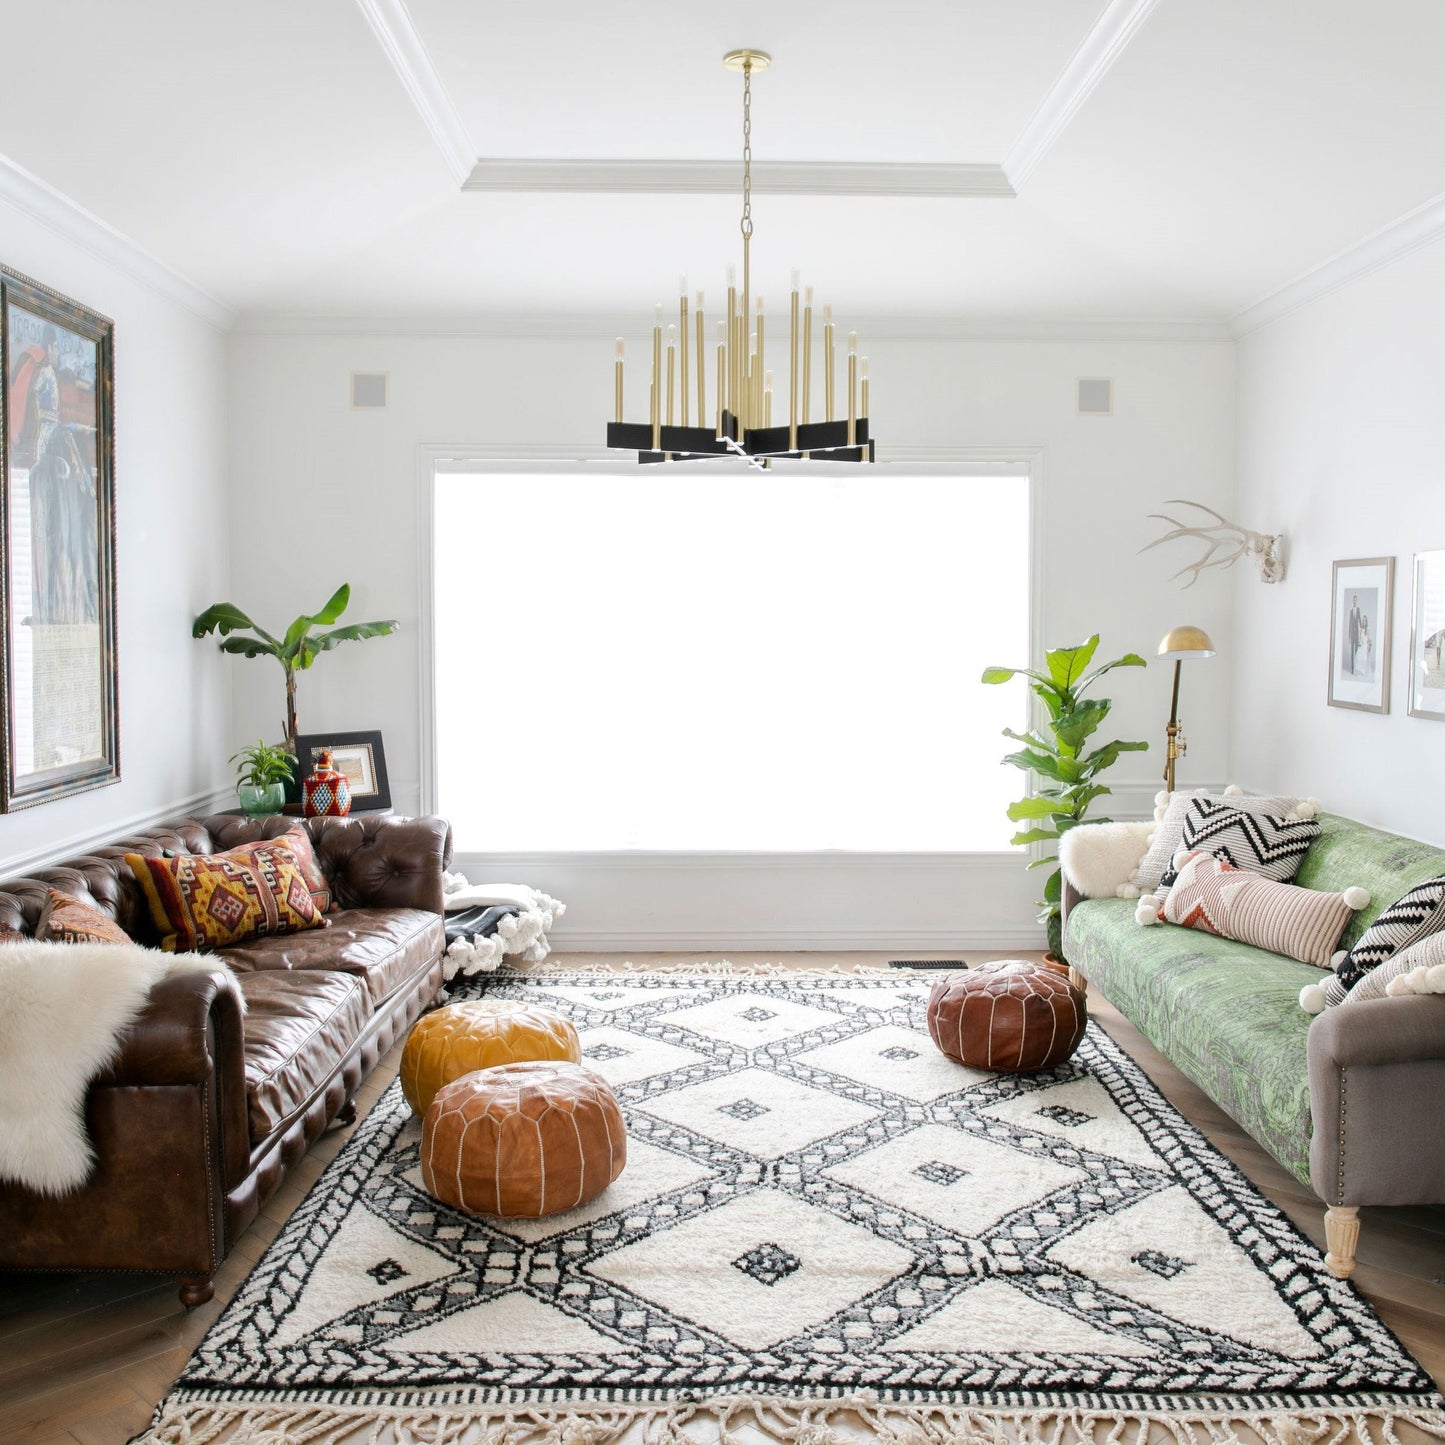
[
  {"xmin": 0, "ymin": 267, "xmax": 118, "ymax": 810},
  {"xmin": 293, "ymin": 729, "xmax": 391, "ymax": 811},
  {"xmin": 1327, "ymin": 557, "xmax": 1393, "ymax": 714},
  {"xmin": 1407, "ymin": 549, "xmax": 1445, "ymax": 721}
]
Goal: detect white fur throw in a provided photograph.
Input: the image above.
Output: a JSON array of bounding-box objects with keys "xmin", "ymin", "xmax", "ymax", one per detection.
[
  {"xmin": 0, "ymin": 941, "xmax": 221, "ymax": 1195},
  {"xmin": 1058, "ymin": 823, "xmax": 1155, "ymax": 900}
]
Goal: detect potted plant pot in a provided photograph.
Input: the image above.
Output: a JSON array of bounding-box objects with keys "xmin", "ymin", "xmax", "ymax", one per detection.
[{"xmin": 237, "ymin": 781, "xmax": 286, "ymax": 816}]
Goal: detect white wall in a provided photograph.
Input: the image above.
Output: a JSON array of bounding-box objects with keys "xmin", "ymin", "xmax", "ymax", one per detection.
[
  {"xmin": 1231, "ymin": 241, "xmax": 1445, "ymax": 845},
  {"xmin": 227, "ymin": 326, "xmax": 1236, "ymax": 946},
  {"xmin": 0, "ymin": 201, "xmax": 231, "ymax": 874}
]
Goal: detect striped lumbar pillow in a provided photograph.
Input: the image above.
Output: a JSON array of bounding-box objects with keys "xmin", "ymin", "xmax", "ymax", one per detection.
[
  {"xmin": 1157, "ymin": 798, "xmax": 1322, "ymax": 895},
  {"xmin": 1299, "ymin": 873, "xmax": 1445, "ymax": 1012},
  {"xmin": 1158, "ymin": 851, "xmax": 1368, "ymax": 969}
]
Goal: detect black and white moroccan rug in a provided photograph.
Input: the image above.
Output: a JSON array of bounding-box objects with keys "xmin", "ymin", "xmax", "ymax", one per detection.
[{"xmin": 139, "ymin": 969, "xmax": 1445, "ymax": 1444}]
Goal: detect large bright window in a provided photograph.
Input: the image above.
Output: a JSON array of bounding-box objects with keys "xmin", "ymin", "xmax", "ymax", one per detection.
[{"xmin": 433, "ymin": 466, "xmax": 1030, "ymax": 852}]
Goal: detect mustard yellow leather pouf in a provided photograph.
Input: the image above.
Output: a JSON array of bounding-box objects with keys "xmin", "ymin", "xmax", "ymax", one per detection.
[
  {"xmin": 420, "ymin": 1060, "xmax": 627, "ymax": 1218},
  {"xmin": 400, "ymin": 1000, "xmax": 581, "ymax": 1116}
]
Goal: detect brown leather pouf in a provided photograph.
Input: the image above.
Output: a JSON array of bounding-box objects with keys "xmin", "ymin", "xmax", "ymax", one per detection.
[
  {"xmin": 420, "ymin": 1060, "xmax": 626, "ymax": 1218},
  {"xmin": 926, "ymin": 960, "xmax": 1086, "ymax": 1072}
]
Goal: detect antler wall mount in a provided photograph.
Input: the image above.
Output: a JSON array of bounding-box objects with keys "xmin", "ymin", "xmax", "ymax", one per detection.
[{"xmin": 1140, "ymin": 500, "xmax": 1284, "ymax": 588}]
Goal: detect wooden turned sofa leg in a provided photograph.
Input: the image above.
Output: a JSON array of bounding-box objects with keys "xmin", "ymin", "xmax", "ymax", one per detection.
[
  {"xmin": 177, "ymin": 1274, "xmax": 215, "ymax": 1308},
  {"xmin": 1324, "ymin": 1205, "xmax": 1360, "ymax": 1279}
]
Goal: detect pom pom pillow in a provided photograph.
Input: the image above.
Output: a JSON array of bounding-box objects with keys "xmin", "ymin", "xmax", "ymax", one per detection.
[
  {"xmin": 127, "ymin": 836, "xmax": 329, "ymax": 953},
  {"xmin": 1154, "ymin": 851, "xmax": 1367, "ymax": 969},
  {"xmin": 1155, "ymin": 798, "xmax": 1322, "ymax": 895},
  {"xmin": 1130, "ymin": 787, "xmax": 1320, "ymax": 896},
  {"xmin": 1298, "ymin": 873, "xmax": 1445, "ymax": 1013}
]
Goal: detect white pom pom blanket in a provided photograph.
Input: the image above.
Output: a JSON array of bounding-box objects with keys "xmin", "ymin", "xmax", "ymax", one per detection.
[{"xmin": 440, "ymin": 873, "xmax": 568, "ymax": 979}]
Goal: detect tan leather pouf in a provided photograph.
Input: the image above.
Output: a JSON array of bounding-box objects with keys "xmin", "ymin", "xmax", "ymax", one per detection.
[
  {"xmin": 401, "ymin": 999, "xmax": 582, "ymax": 1116},
  {"xmin": 926, "ymin": 960, "xmax": 1086, "ymax": 1072},
  {"xmin": 420, "ymin": 1060, "xmax": 627, "ymax": 1218}
]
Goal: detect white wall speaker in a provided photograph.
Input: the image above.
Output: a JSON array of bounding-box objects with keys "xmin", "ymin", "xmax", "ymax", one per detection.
[
  {"xmin": 350, "ymin": 372, "xmax": 388, "ymax": 409},
  {"xmin": 1076, "ymin": 377, "xmax": 1113, "ymax": 415}
]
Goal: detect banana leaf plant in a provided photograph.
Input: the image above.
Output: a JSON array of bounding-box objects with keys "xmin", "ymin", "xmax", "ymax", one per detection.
[
  {"xmin": 981, "ymin": 635, "xmax": 1148, "ymax": 958},
  {"xmin": 193, "ymin": 583, "xmax": 398, "ymax": 744}
]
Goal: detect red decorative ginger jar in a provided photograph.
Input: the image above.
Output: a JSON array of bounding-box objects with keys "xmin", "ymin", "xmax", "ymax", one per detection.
[{"xmin": 302, "ymin": 747, "xmax": 352, "ymax": 817}]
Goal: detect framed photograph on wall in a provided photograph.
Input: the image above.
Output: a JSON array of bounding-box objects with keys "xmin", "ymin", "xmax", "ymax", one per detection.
[
  {"xmin": 293, "ymin": 729, "xmax": 391, "ymax": 811},
  {"xmin": 1408, "ymin": 549, "xmax": 1445, "ymax": 721},
  {"xmin": 1328, "ymin": 557, "xmax": 1393, "ymax": 713},
  {"xmin": 0, "ymin": 267, "xmax": 118, "ymax": 810}
]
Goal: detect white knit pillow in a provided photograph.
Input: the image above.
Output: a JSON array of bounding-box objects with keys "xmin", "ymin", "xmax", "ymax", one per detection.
[
  {"xmin": 1130, "ymin": 786, "xmax": 1321, "ymax": 896},
  {"xmin": 1301, "ymin": 931, "xmax": 1445, "ymax": 1013}
]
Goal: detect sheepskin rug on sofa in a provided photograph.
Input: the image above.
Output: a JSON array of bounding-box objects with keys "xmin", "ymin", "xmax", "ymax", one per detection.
[{"xmin": 0, "ymin": 941, "xmax": 221, "ymax": 1195}]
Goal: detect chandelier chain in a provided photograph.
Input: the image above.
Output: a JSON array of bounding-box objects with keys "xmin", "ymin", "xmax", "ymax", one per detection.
[{"xmin": 740, "ymin": 59, "xmax": 753, "ymax": 241}]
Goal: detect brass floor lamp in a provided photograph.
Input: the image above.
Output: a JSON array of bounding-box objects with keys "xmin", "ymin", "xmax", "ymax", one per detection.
[{"xmin": 1156, "ymin": 626, "xmax": 1217, "ymax": 793}]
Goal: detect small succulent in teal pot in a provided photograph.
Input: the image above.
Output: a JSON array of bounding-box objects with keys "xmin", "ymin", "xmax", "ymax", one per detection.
[{"xmin": 230, "ymin": 739, "xmax": 295, "ymax": 816}]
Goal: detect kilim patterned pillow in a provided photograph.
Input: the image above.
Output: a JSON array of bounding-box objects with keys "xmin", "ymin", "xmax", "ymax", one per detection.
[
  {"xmin": 1157, "ymin": 851, "xmax": 1367, "ymax": 969},
  {"xmin": 126, "ymin": 837, "xmax": 329, "ymax": 953},
  {"xmin": 1156, "ymin": 798, "xmax": 1322, "ymax": 895},
  {"xmin": 231, "ymin": 827, "xmax": 334, "ymax": 914},
  {"xmin": 1299, "ymin": 873, "xmax": 1445, "ymax": 1012},
  {"xmin": 36, "ymin": 889, "xmax": 132, "ymax": 946},
  {"xmin": 1130, "ymin": 787, "xmax": 1320, "ymax": 895}
]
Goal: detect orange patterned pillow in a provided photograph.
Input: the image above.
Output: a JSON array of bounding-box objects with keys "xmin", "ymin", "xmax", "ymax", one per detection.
[
  {"xmin": 126, "ymin": 837, "xmax": 329, "ymax": 953},
  {"xmin": 229, "ymin": 826, "xmax": 334, "ymax": 914},
  {"xmin": 37, "ymin": 889, "xmax": 132, "ymax": 945}
]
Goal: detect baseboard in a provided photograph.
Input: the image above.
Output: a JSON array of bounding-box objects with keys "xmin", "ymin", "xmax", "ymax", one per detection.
[
  {"xmin": 548, "ymin": 926, "xmax": 1047, "ymax": 953},
  {"xmin": 0, "ymin": 785, "xmax": 234, "ymax": 879}
]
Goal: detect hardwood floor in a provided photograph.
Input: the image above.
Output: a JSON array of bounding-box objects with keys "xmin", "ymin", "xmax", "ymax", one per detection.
[{"xmin": 1, "ymin": 950, "xmax": 1441, "ymax": 1444}]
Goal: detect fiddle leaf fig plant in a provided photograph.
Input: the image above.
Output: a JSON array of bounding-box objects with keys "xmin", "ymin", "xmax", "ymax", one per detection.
[
  {"xmin": 981, "ymin": 634, "xmax": 1148, "ymax": 957},
  {"xmin": 193, "ymin": 583, "xmax": 398, "ymax": 743}
]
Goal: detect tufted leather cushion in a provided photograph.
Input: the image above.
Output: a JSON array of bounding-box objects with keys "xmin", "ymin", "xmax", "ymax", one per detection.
[
  {"xmin": 421, "ymin": 1061, "xmax": 626, "ymax": 1218},
  {"xmin": 221, "ymin": 907, "xmax": 444, "ymax": 1008},
  {"xmin": 238, "ymin": 971, "xmax": 372, "ymax": 1143}
]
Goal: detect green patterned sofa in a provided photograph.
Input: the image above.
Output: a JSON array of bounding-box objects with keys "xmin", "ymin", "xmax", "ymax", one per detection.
[{"xmin": 1062, "ymin": 811, "xmax": 1445, "ymax": 1279}]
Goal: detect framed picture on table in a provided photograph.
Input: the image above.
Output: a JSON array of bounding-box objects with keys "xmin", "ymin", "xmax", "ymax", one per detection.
[
  {"xmin": 0, "ymin": 267, "xmax": 118, "ymax": 811},
  {"xmin": 1408, "ymin": 550, "xmax": 1445, "ymax": 721},
  {"xmin": 293, "ymin": 729, "xmax": 391, "ymax": 811},
  {"xmin": 1327, "ymin": 557, "xmax": 1393, "ymax": 714}
]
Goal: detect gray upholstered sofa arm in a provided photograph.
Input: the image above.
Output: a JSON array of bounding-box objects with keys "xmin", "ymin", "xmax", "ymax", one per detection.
[{"xmin": 1307, "ymin": 995, "xmax": 1445, "ymax": 1207}]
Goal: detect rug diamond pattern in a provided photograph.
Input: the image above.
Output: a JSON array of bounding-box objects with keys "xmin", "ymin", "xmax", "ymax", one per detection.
[{"xmin": 183, "ymin": 972, "xmax": 1436, "ymax": 1410}]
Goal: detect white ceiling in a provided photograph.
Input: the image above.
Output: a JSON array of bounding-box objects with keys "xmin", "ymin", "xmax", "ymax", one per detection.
[{"xmin": 1, "ymin": 0, "xmax": 1443, "ymax": 327}]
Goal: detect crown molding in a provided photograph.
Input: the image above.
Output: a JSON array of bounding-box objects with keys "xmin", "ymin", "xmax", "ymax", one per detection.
[
  {"xmin": 232, "ymin": 310, "xmax": 1230, "ymax": 343},
  {"xmin": 462, "ymin": 158, "xmax": 1014, "ymax": 199},
  {"xmin": 1003, "ymin": 0, "xmax": 1163, "ymax": 191},
  {"xmin": 0, "ymin": 151, "xmax": 233, "ymax": 329},
  {"xmin": 354, "ymin": 0, "xmax": 474, "ymax": 186},
  {"xmin": 1230, "ymin": 189, "xmax": 1445, "ymax": 337}
]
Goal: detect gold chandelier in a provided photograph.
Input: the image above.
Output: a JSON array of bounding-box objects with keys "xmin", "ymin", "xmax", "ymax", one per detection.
[{"xmin": 607, "ymin": 49, "xmax": 873, "ymax": 468}]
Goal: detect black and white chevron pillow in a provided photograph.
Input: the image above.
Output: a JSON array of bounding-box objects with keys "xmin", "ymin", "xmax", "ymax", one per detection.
[
  {"xmin": 1336, "ymin": 873, "xmax": 1445, "ymax": 991},
  {"xmin": 1158, "ymin": 798, "xmax": 1321, "ymax": 894}
]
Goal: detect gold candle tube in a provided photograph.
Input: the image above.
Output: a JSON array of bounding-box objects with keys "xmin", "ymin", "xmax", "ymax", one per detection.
[
  {"xmin": 847, "ymin": 332, "xmax": 857, "ymax": 447},
  {"xmin": 651, "ymin": 306, "xmax": 662, "ymax": 452},
  {"xmin": 746, "ymin": 354, "xmax": 755, "ymax": 434},
  {"xmin": 823, "ymin": 304, "xmax": 835, "ymax": 424},
  {"xmin": 755, "ymin": 296, "xmax": 765, "ymax": 414},
  {"xmin": 860, "ymin": 357, "xmax": 870, "ymax": 460},
  {"xmin": 789, "ymin": 274, "xmax": 799, "ymax": 452},
  {"xmin": 667, "ymin": 325, "xmax": 676, "ymax": 427},
  {"xmin": 614, "ymin": 337, "xmax": 624, "ymax": 424},
  {"xmin": 679, "ymin": 285, "xmax": 689, "ymax": 428},
  {"xmin": 726, "ymin": 270, "xmax": 737, "ymax": 426},
  {"xmin": 716, "ymin": 321, "xmax": 725, "ymax": 439},
  {"xmin": 803, "ymin": 286, "xmax": 813, "ymax": 425},
  {"xmin": 765, "ymin": 369, "xmax": 774, "ymax": 428},
  {"xmin": 695, "ymin": 291, "xmax": 705, "ymax": 424}
]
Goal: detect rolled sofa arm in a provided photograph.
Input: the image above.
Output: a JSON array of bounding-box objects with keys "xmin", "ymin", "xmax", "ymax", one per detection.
[
  {"xmin": 305, "ymin": 814, "xmax": 453, "ymax": 913},
  {"xmin": 1308, "ymin": 995, "xmax": 1445, "ymax": 1207},
  {"xmin": 96, "ymin": 966, "xmax": 244, "ymax": 1086}
]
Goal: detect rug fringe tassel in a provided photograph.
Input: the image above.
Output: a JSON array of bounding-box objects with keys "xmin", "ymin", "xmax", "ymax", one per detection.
[
  {"xmin": 133, "ymin": 1400, "xmax": 1445, "ymax": 1445},
  {"xmin": 502, "ymin": 960, "xmax": 950, "ymax": 979}
]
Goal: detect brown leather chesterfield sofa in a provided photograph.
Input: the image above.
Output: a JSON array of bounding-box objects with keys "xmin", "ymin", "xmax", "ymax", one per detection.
[{"xmin": 0, "ymin": 812, "xmax": 451, "ymax": 1306}]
